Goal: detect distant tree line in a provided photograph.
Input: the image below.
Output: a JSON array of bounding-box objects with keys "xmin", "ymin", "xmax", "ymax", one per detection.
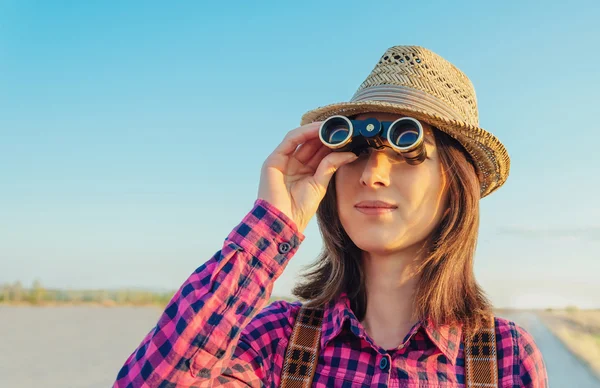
[
  {"xmin": 0, "ymin": 280, "xmax": 175, "ymax": 306},
  {"xmin": 0, "ymin": 279, "xmax": 297, "ymax": 307}
]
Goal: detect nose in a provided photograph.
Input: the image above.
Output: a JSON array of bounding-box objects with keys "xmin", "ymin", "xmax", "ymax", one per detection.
[{"xmin": 359, "ymin": 150, "xmax": 392, "ymax": 188}]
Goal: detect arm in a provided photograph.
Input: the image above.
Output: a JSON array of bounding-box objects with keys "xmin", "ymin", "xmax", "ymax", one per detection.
[
  {"xmin": 113, "ymin": 199, "xmax": 304, "ymax": 387},
  {"xmin": 516, "ymin": 325, "xmax": 549, "ymax": 388},
  {"xmin": 209, "ymin": 299, "xmax": 301, "ymax": 387}
]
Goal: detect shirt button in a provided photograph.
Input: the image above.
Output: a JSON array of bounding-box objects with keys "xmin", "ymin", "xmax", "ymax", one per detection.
[
  {"xmin": 379, "ymin": 357, "xmax": 389, "ymax": 371},
  {"xmin": 278, "ymin": 242, "xmax": 291, "ymax": 254}
]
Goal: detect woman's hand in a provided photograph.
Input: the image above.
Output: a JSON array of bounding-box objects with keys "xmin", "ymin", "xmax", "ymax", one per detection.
[{"xmin": 257, "ymin": 121, "xmax": 358, "ymax": 234}]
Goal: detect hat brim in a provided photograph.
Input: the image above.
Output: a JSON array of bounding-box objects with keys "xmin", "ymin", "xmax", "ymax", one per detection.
[{"xmin": 300, "ymin": 100, "xmax": 509, "ymax": 198}]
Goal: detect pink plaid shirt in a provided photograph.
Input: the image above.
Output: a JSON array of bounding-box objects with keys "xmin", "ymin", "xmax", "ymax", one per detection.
[{"xmin": 114, "ymin": 199, "xmax": 548, "ymax": 387}]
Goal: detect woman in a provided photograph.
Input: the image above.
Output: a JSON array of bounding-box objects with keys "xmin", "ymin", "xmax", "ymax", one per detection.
[{"xmin": 114, "ymin": 45, "xmax": 548, "ymax": 387}]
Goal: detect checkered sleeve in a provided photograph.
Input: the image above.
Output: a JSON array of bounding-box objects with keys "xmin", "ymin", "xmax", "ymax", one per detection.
[
  {"xmin": 516, "ymin": 324, "xmax": 549, "ymax": 388},
  {"xmin": 113, "ymin": 199, "xmax": 304, "ymax": 387},
  {"xmin": 212, "ymin": 299, "xmax": 301, "ymax": 387}
]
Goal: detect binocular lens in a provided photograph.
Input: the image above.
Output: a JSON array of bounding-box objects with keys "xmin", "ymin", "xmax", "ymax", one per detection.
[
  {"xmin": 319, "ymin": 116, "xmax": 353, "ymax": 148},
  {"xmin": 327, "ymin": 127, "xmax": 350, "ymax": 144},
  {"xmin": 394, "ymin": 129, "xmax": 419, "ymax": 148},
  {"xmin": 388, "ymin": 120, "xmax": 422, "ymax": 149}
]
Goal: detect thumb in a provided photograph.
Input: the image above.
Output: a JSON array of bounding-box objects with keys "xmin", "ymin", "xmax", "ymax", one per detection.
[{"xmin": 313, "ymin": 152, "xmax": 358, "ymax": 191}]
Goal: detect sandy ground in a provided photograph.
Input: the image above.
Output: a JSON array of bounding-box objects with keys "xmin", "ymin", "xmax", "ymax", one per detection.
[
  {"xmin": 0, "ymin": 305, "xmax": 163, "ymax": 388},
  {"xmin": 538, "ymin": 309, "xmax": 600, "ymax": 380}
]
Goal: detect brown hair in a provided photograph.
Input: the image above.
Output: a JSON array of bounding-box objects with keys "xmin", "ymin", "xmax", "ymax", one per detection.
[{"xmin": 291, "ymin": 127, "xmax": 493, "ymax": 335}]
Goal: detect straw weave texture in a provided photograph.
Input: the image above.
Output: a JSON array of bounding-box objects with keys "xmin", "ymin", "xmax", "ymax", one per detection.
[
  {"xmin": 464, "ymin": 316, "xmax": 499, "ymax": 387},
  {"xmin": 280, "ymin": 306, "xmax": 324, "ymax": 388}
]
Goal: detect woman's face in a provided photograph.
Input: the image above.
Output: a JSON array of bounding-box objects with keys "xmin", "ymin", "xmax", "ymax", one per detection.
[{"xmin": 335, "ymin": 112, "xmax": 449, "ymax": 255}]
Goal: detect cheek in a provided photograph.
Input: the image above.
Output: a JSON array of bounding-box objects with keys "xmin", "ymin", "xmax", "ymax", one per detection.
[
  {"xmin": 334, "ymin": 169, "xmax": 359, "ymax": 226},
  {"xmin": 334, "ymin": 166, "xmax": 356, "ymax": 202},
  {"xmin": 398, "ymin": 163, "xmax": 447, "ymax": 223}
]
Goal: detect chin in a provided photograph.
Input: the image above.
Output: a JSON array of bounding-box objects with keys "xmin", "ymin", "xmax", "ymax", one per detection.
[
  {"xmin": 349, "ymin": 232, "xmax": 403, "ymax": 254},
  {"xmin": 346, "ymin": 222, "xmax": 431, "ymax": 256}
]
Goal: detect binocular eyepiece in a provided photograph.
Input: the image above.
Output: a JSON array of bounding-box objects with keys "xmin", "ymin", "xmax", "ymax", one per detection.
[{"xmin": 318, "ymin": 115, "xmax": 427, "ymax": 165}]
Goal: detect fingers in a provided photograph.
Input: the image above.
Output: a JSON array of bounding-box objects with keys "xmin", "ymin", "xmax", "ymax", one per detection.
[
  {"xmin": 292, "ymin": 137, "xmax": 324, "ymax": 166},
  {"xmin": 313, "ymin": 152, "xmax": 358, "ymax": 191},
  {"xmin": 272, "ymin": 122, "xmax": 323, "ymax": 158},
  {"xmin": 305, "ymin": 144, "xmax": 332, "ymax": 171}
]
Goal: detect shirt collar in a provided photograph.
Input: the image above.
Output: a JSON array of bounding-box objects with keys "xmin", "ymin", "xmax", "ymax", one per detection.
[{"xmin": 320, "ymin": 291, "xmax": 462, "ymax": 365}]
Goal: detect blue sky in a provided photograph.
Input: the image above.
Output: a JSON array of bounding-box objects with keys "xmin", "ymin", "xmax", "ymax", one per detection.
[{"xmin": 1, "ymin": 0, "xmax": 598, "ymax": 308}]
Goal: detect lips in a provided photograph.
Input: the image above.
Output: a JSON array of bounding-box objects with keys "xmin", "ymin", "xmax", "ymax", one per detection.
[{"xmin": 354, "ymin": 200, "xmax": 398, "ymax": 209}]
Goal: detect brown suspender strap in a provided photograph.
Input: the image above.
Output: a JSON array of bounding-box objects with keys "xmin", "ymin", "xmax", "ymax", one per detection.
[
  {"xmin": 280, "ymin": 306, "xmax": 324, "ymax": 388},
  {"xmin": 465, "ymin": 314, "xmax": 498, "ymax": 388},
  {"xmin": 282, "ymin": 308, "xmax": 498, "ymax": 388}
]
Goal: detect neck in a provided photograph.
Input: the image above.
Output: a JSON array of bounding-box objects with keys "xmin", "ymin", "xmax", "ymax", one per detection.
[{"xmin": 359, "ymin": 242, "xmax": 426, "ymax": 350}]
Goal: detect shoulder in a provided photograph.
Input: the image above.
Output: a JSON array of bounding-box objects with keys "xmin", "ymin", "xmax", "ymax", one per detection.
[
  {"xmin": 493, "ymin": 316, "xmax": 548, "ymax": 388},
  {"xmin": 492, "ymin": 315, "xmax": 544, "ymax": 361},
  {"xmin": 238, "ymin": 299, "xmax": 303, "ymax": 357}
]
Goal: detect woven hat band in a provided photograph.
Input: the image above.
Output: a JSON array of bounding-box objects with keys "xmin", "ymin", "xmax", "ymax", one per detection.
[{"xmin": 350, "ymin": 85, "xmax": 466, "ymax": 123}]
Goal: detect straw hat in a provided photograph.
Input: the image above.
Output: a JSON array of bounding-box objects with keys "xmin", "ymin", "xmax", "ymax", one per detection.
[{"xmin": 300, "ymin": 45, "xmax": 509, "ymax": 198}]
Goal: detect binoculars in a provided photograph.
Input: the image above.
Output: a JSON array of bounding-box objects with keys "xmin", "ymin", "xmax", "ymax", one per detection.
[{"xmin": 318, "ymin": 115, "xmax": 427, "ymax": 165}]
